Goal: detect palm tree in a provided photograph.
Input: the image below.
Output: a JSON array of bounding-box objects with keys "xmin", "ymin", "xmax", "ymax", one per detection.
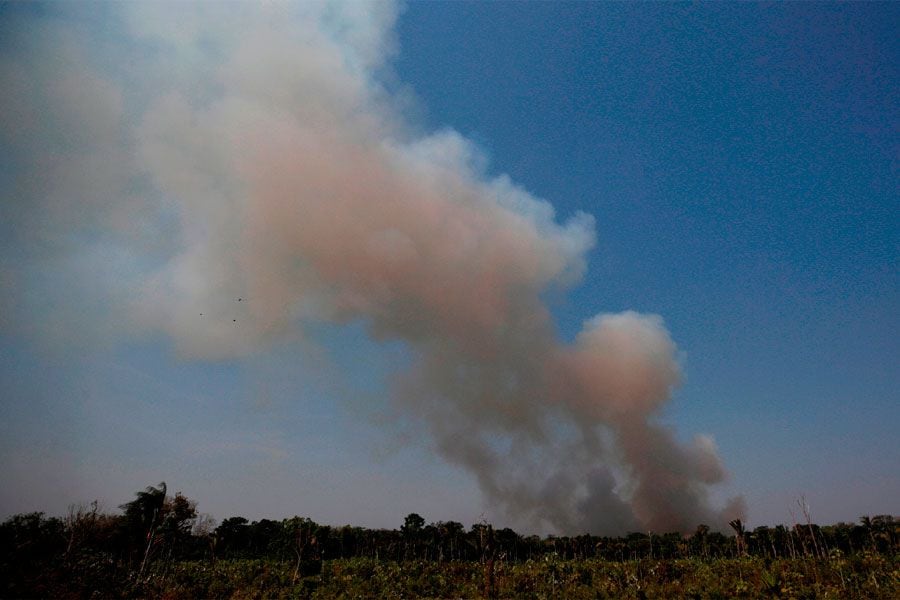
[
  {"xmin": 120, "ymin": 482, "xmax": 167, "ymax": 575},
  {"xmin": 729, "ymin": 519, "xmax": 746, "ymax": 557}
]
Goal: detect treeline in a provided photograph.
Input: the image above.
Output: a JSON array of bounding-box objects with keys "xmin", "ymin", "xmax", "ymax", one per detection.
[
  {"xmin": 1, "ymin": 482, "xmax": 897, "ymax": 596},
  {"xmin": 207, "ymin": 513, "xmax": 898, "ymax": 564}
]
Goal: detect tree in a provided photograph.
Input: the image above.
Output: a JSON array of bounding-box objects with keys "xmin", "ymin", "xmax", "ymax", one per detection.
[
  {"xmin": 401, "ymin": 513, "xmax": 425, "ymax": 559},
  {"xmin": 729, "ymin": 518, "xmax": 747, "ymax": 557},
  {"xmin": 120, "ymin": 482, "xmax": 167, "ymax": 538},
  {"xmin": 157, "ymin": 492, "xmax": 198, "ymax": 559},
  {"xmin": 119, "ymin": 482, "xmax": 167, "ymax": 573},
  {"xmin": 496, "ymin": 527, "xmax": 522, "ymax": 561},
  {"xmin": 433, "ymin": 520, "xmax": 465, "ymax": 560},
  {"xmin": 692, "ymin": 524, "xmax": 710, "ymax": 558},
  {"xmin": 118, "ymin": 483, "xmax": 200, "ymax": 570},
  {"xmin": 215, "ymin": 517, "xmax": 250, "ymax": 557},
  {"xmin": 401, "ymin": 513, "xmax": 425, "ymax": 535}
]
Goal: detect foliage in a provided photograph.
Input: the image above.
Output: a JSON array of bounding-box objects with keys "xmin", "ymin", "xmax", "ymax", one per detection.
[
  {"xmin": 0, "ymin": 483, "xmax": 897, "ymax": 598},
  {"xmin": 8, "ymin": 555, "xmax": 891, "ymax": 599}
]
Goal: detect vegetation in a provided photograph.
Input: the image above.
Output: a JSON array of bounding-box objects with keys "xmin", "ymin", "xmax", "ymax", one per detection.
[{"xmin": 1, "ymin": 483, "xmax": 896, "ymax": 598}]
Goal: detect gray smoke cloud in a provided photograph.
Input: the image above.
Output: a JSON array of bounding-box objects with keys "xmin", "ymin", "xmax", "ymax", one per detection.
[{"xmin": 0, "ymin": 2, "xmax": 743, "ymax": 534}]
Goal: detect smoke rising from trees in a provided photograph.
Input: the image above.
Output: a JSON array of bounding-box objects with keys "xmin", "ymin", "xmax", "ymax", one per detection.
[{"xmin": 0, "ymin": 1, "xmax": 743, "ymax": 534}]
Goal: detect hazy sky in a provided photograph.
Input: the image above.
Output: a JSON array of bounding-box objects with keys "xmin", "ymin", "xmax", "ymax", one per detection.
[{"xmin": 1, "ymin": 1, "xmax": 897, "ymax": 534}]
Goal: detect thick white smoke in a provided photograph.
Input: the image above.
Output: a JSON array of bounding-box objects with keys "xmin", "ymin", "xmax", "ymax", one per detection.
[{"xmin": 0, "ymin": 2, "xmax": 743, "ymax": 534}]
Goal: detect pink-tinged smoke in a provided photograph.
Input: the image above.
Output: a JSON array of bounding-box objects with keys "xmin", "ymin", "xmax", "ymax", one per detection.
[{"xmin": 1, "ymin": 1, "xmax": 744, "ymax": 534}]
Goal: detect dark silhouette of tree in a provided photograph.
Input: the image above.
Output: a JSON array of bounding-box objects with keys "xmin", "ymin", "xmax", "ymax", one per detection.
[
  {"xmin": 729, "ymin": 518, "xmax": 746, "ymax": 556},
  {"xmin": 2, "ymin": 480, "xmax": 898, "ymax": 600},
  {"xmin": 120, "ymin": 482, "xmax": 167, "ymax": 574},
  {"xmin": 692, "ymin": 524, "xmax": 710, "ymax": 558},
  {"xmin": 215, "ymin": 516, "xmax": 250, "ymax": 557},
  {"xmin": 496, "ymin": 527, "xmax": 521, "ymax": 561},
  {"xmin": 401, "ymin": 513, "xmax": 425, "ymax": 535},
  {"xmin": 247, "ymin": 518, "xmax": 281, "ymax": 556},
  {"xmin": 120, "ymin": 482, "xmax": 166, "ymax": 537},
  {"xmin": 117, "ymin": 482, "xmax": 200, "ymax": 572},
  {"xmin": 401, "ymin": 513, "xmax": 425, "ymax": 559}
]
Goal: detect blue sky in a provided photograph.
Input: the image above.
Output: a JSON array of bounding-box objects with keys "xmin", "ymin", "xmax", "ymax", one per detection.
[
  {"xmin": 0, "ymin": 1, "xmax": 897, "ymax": 532},
  {"xmin": 394, "ymin": 1, "xmax": 899, "ymax": 525}
]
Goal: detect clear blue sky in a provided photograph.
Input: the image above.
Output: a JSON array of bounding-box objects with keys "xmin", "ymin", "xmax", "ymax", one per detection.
[{"xmin": 0, "ymin": 1, "xmax": 897, "ymax": 532}]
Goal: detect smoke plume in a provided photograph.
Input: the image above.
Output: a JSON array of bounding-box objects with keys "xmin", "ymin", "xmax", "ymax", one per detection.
[{"xmin": 0, "ymin": 2, "xmax": 743, "ymax": 533}]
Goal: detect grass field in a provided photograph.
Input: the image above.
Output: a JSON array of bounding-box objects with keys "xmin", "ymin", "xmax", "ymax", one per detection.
[{"xmin": 6, "ymin": 553, "xmax": 894, "ymax": 599}]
